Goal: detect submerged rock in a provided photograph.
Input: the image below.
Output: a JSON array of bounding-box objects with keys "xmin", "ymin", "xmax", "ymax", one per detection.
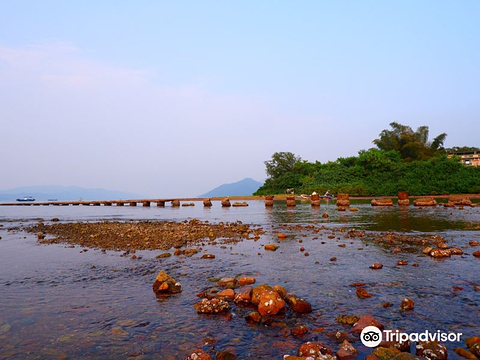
[
  {"xmin": 400, "ymin": 298, "xmax": 415, "ymax": 311},
  {"xmin": 350, "ymin": 314, "xmax": 384, "ymax": 334},
  {"xmin": 258, "ymin": 290, "xmax": 286, "ymax": 316},
  {"xmin": 298, "ymin": 342, "xmax": 334, "ymax": 358},
  {"xmin": 152, "ymin": 271, "xmax": 182, "ymax": 295}
]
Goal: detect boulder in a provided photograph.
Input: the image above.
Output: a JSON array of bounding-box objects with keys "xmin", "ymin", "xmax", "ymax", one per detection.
[
  {"xmin": 356, "ymin": 287, "xmax": 372, "ymax": 299},
  {"xmin": 265, "ymin": 244, "xmax": 279, "ymax": 251},
  {"xmin": 218, "ymin": 278, "xmax": 237, "ymax": 287},
  {"xmin": 337, "ymin": 200, "xmax": 351, "ymax": 207},
  {"xmin": 258, "ymin": 290, "xmax": 286, "ymax": 316},
  {"xmin": 232, "ymin": 202, "xmax": 248, "ymax": 207},
  {"xmin": 251, "ymin": 284, "xmax": 273, "ymax": 304},
  {"xmin": 265, "ymin": 196, "xmax": 274, "ymax": 207},
  {"xmin": 152, "ymin": 271, "xmax": 182, "ymax": 294},
  {"xmin": 221, "ymin": 198, "xmax": 231, "ymax": 207},
  {"xmin": 203, "ymin": 199, "xmax": 212, "ymax": 207},
  {"xmin": 286, "ymin": 196, "xmax": 296, "ymax": 207},
  {"xmin": 172, "ymin": 200, "xmax": 180, "ymax": 207},
  {"xmin": 273, "ymin": 285, "xmax": 287, "ymax": 298},
  {"xmin": 217, "ymin": 289, "xmax": 235, "ymax": 301}
]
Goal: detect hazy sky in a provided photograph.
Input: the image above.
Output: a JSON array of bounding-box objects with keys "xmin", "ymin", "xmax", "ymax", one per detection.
[{"xmin": 1, "ymin": 1, "xmax": 479, "ymax": 197}]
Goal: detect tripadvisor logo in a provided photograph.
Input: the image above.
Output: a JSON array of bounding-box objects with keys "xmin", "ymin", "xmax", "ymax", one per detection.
[
  {"xmin": 361, "ymin": 326, "xmax": 463, "ymax": 348},
  {"xmin": 361, "ymin": 326, "xmax": 383, "ymax": 347}
]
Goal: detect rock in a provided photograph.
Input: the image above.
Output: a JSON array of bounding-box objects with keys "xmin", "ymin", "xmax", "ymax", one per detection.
[
  {"xmin": 258, "ymin": 290, "xmax": 286, "ymax": 316},
  {"xmin": 251, "ymin": 284, "xmax": 273, "ymax": 304},
  {"xmin": 380, "ymin": 330, "xmax": 410, "ymax": 352},
  {"xmin": 218, "ymin": 278, "xmax": 237, "ymax": 287},
  {"xmin": 202, "ymin": 254, "xmax": 215, "ymax": 259},
  {"xmin": 350, "ymin": 314, "xmax": 384, "ymax": 334},
  {"xmin": 221, "ymin": 198, "xmax": 231, "ymax": 207},
  {"xmin": 429, "ymin": 249, "xmax": 451, "ymax": 258},
  {"xmin": 152, "ymin": 271, "xmax": 182, "ymax": 294},
  {"xmin": 450, "ymin": 247, "xmax": 463, "ymax": 255},
  {"xmin": 356, "ymin": 287, "xmax": 372, "ymax": 299},
  {"xmin": 194, "ymin": 298, "xmax": 229, "ymax": 314},
  {"xmin": 393, "ymin": 353, "xmax": 426, "ymax": 359},
  {"xmin": 382, "ymin": 302, "xmax": 393, "ymax": 308},
  {"xmin": 337, "ymin": 340, "xmax": 358, "ymax": 360},
  {"xmin": 336, "ymin": 315, "xmax": 359, "ymax": 325},
  {"xmin": 285, "ymin": 294, "xmax": 312, "ymax": 313},
  {"xmin": 423, "ymin": 247, "xmax": 434, "ymax": 254},
  {"xmin": 465, "ymin": 337, "xmax": 480, "ymax": 349},
  {"xmin": 265, "ymin": 244, "xmax": 279, "ymax": 251},
  {"xmin": 350, "ymin": 207, "xmax": 359, "ymax": 211},
  {"xmin": 469, "ymin": 241, "xmax": 480, "ymax": 247},
  {"xmin": 322, "ymin": 213, "xmax": 330, "ymax": 218},
  {"xmin": 370, "ymin": 263, "xmax": 383, "ymax": 269},
  {"xmin": 182, "ymin": 203, "xmax": 195, "ymax": 206},
  {"xmin": 183, "ymin": 349, "xmax": 212, "ymax": 360},
  {"xmin": 273, "ymin": 285, "xmax": 287, "ymax": 298},
  {"xmin": 330, "ymin": 257, "xmax": 337, "ymax": 261},
  {"xmin": 234, "ymin": 286, "xmax": 253, "ymax": 304},
  {"xmin": 400, "ymin": 298, "xmax": 414, "ymax": 311},
  {"xmin": 372, "ymin": 347, "xmax": 401, "ymax": 359},
  {"xmin": 278, "ymin": 233, "xmax": 288, "ymax": 239},
  {"xmin": 217, "ymin": 289, "xmax": 235, "ymax": 301},
  {"xmin": 454, "ymin": 348, "xmax": 478, "ymax": 359},
  {"xmin": 245, "ymin": 311, "xmax": 262, "ymax": 323},
  {"xmin": 413, "ymin": 198, "xmax": 437, "ymax": 206},
  {"xmin": 286, "ymin": 196, "xmax": 296, "ymax": 207},
  {"xmin": 237, "ymin": 277, "xmax": 256, "ymax": 286},
  {"xmin": 232, "ymin": 202, "xmax": 248, "ymax": 207},
  {"xmin": 37, "ymin": 232, "xmax": 45, "ymax": 240},
  {"xmin": 291, "ymin": 325, "xmax": 309, "ymax": 337},
  {"xmin": 156, "ymin": 252, "xmax": 172, "ymax": 258},
  {"xmin": 215, "ymin": 351, "xmax": 237, "ymax": 360},
  {"xmin": 415, "ymin": 341, "xmax": 448, "ymax": 360},
  {"xmin": 298, "ymin": 342, "xmax": 334, "ymax": 358},
  {"xmin": 371, "ymin": 199, "xmax": 393, "ymax": 206},
  {"xmin": 51, "ymin": 217, "xmax": 60, "ymax": 222},
  {"xmin": 172, "ymin": 200, "xmax": 180, "ymax": 207},
  {"xmin": 203, "ymin": 199, "xmax": 212, "ymax": 207},
  {"xmin": 473, "ymin": 250, "xmax": 480, "ymax": 258},
  {"xmin": 471, "ymin": 344, "xmax": 480, "ymax": 357}
]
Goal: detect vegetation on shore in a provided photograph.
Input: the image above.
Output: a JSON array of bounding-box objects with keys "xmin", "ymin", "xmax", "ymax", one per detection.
[{"xmin": 255, "ymin": 123, "xmax": 480, "ymax": 196}]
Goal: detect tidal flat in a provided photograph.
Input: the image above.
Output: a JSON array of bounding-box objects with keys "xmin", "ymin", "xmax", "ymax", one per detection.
[{"xmin": 0, "ymin": 200, "xmax": 479, "ymax": 359}]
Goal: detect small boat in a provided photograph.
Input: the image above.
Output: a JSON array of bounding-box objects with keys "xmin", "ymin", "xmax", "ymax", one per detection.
[{"xmin": 16, "ymin": 196, "xmax": 35, "ymax": 202}]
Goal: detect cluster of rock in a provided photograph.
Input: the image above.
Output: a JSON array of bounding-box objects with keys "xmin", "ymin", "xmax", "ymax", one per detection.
[
  {"xmin": 443, "ymin": 195, "xmax": 476, "ymax": 208},
  {"xmin": 423, "ymin": 243, "xmax": 464, "ymax": 258},
  {"xmin": 152, "ymin": 270, "xmax": 182, "ymax": 295}
]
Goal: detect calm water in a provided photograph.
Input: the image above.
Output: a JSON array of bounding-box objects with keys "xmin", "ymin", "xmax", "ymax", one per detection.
[{"xmin": 0, "ymin": 200, "xmax": 479, "ymax": 359}]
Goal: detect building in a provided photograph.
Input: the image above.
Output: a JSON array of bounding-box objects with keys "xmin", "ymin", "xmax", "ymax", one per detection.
[{"xmin": 447, "ymin": 151, "xmax": 480, "ymax": 167}]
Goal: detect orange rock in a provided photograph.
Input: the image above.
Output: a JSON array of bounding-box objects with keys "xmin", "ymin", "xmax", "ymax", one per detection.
[
  {"xmin": 356, "ymin": 287, "xmax": 372, "ymax": 299},
  {"xmin": 278, "ymin": 233, "xmax": 288, "ymax": 239},
  {"xmin": 336, "ymin": 340, "xmax": 358, "ymax": 360},
  {"xmin": 258, "ymin": 290, "xmax": 286, "ymax": 316},
  {"xmin": 251, "ymin": 284, "xmax": 273, "ymax": 304},
  {"xmin": 183, "ymin": 349, "xmax": 212, "ymax": 360},
  {"xmin": 298, "ymin": 342, "xmax": 334, "ymax": 358},
  {"xmin": 322, "ymin": 213, "xmax": 329, "ymax": 218},
  {"xmin": 285, "ymin": 294, "xmax": 312, "ymax": 313},
  {"xmin": 265, "ymin": 244, "xmax": 279, "ymax": 251},
  {"xmin": 371, "ymin": 199, "xmax": 393, "ymax": 206},
  {"xmin": 350, "ymin": 314, "xmax": 384, "ymax": 334},
  {"xmin": 400, "ymin": 298, "xmax": 414, "ymax": 311},
  {"xmin": 370, "ymin": 263, "xmax": 383, "ymax": 269},
  {"xmin": 218, "ymin": 278, "xmax": 237, "ymax": 287},
  {"xmin": 245, "ymin": 311, "xmax": 262, "ymax": 323},
  {"xmin": 430, "ymin": 249, "xmax": 452, "ymax": 258},
  {"xmin": 397, "ymin": 260, "xmax": 408, "ymax": 266},
  {"xmin": 273, "ymin": 285, "xmax": 287, "ymax": 298},
  {"xmin": 237, "ymin": 277, "xmax": 256, "ymax": 286},
  {"xmin": 473, "ymin": 250, "xmax": 480, "ymax": 258},
  {"xmin": 221, "ymin": 198, "xmax": 231, "ymax": 207},
  {"xmin": 291, "ymin": 325, "xmax": 309, "ymax": 337},
  {"xmin": 217, "ymin": 289, "xmax": 235, "ymax": 300},
  {"xmin": 234, "ymin": 286, "xmax": 253, "ymax": 304},
  {"xmin": 455, "ymin": 348, "xmax": 477, "ymax": 360},
  {"xmin": 416, "ymin": 341, "xmax": 448, "ymax": 359},
  {"xmin": 152, "ymin": 270, "xmax": 182, "ymax": 294}
]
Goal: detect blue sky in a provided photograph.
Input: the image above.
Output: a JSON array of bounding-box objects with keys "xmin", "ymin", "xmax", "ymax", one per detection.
[{"xmin": 1, "ymin": 1, "xmax": 479, "ymax": 196}]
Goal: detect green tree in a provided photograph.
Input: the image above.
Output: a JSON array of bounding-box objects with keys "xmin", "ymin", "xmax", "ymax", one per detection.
[
  {"xmin": 373, "ymin": 122, "xmax": 447, "ymax": 161},
  {"xmin": 264, "ymin": 152, "xmax": 301, "ymax": 179}
]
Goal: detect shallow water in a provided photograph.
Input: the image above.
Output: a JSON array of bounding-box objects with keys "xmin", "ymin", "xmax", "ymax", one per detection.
[{"xmin": 0, "ymin": 200, "xmax": 479, "ymax": 359}]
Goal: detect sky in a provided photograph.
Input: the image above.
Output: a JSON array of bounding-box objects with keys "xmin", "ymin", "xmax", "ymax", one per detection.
[{"xmin": 1, "ymin": 1, "xmax": 479, "ymax": 197}]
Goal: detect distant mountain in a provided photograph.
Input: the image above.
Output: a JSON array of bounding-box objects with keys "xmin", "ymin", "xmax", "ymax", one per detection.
[
  {"xmin": 200, "ymin": 178, "xmax": 263, "ymax": 197},
  {"xmin": 0, "ymin": 185, "xmax": 139, "ymax": 202}
]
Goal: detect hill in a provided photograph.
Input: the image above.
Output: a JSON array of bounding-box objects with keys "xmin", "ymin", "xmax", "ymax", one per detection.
[{"xmin": 200, "ymin": 178, "xmax": 262, "ymax": 197}]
